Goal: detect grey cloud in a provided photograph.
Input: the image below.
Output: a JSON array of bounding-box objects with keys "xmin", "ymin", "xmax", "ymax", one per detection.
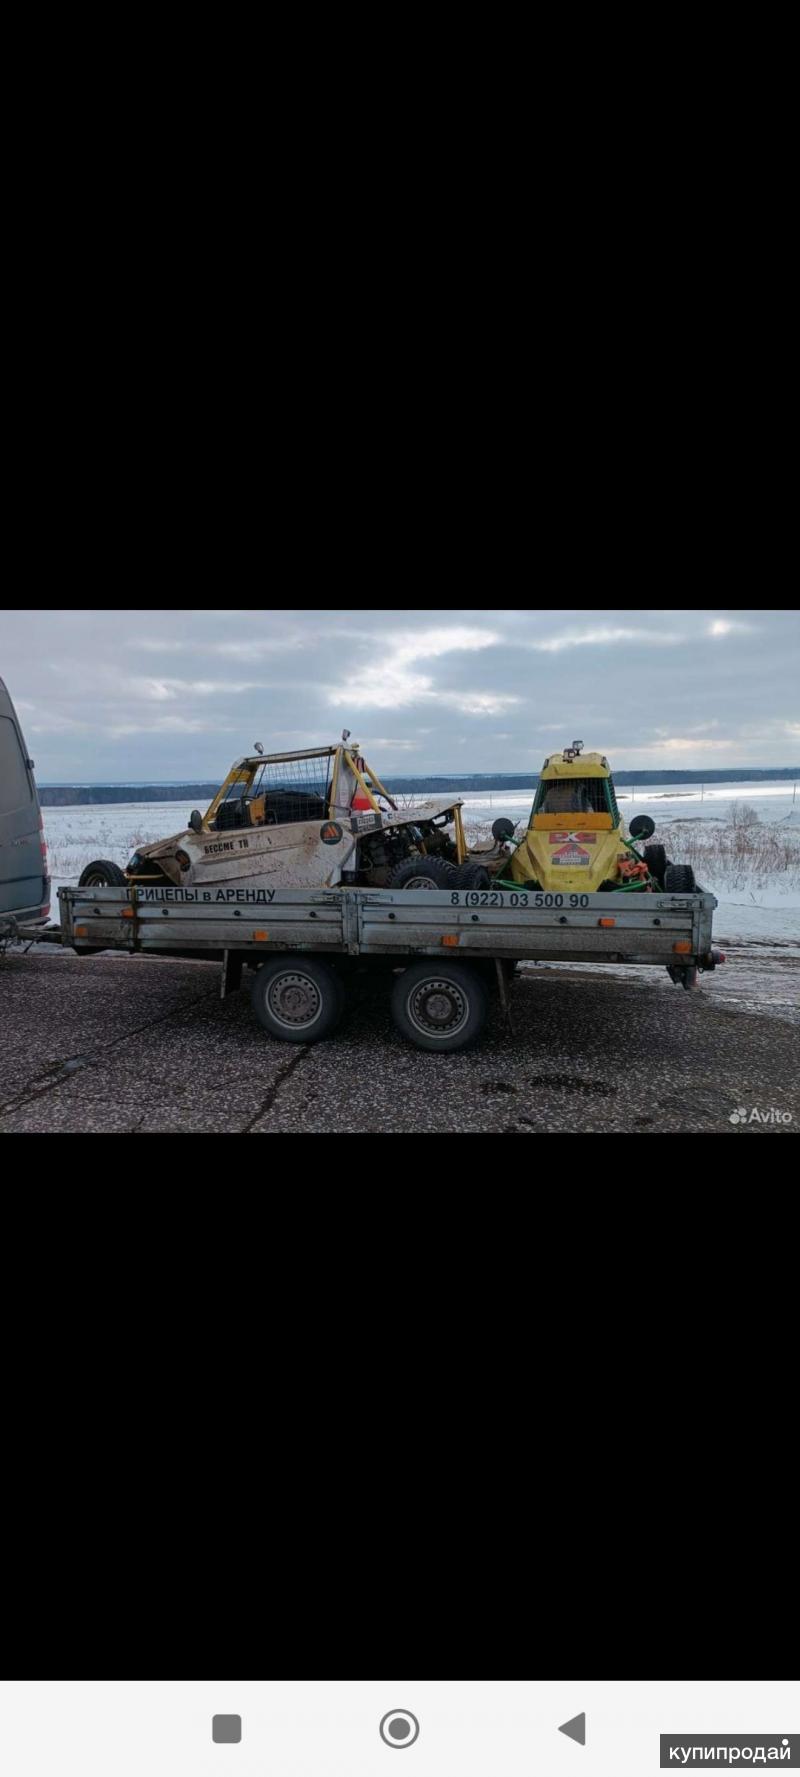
[{"xmin": 0, "ymin": 607, "xmax": 797, "ymax": 780}]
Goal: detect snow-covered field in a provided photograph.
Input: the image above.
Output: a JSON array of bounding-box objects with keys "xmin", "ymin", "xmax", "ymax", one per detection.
[
  {"xmin": 44, "ymin": 802, "xmax": 197, "ymax": 912},
  {"xmin": 42, "ymin": 780, "xmax": 800, "ymax": 951},
  {"xmin": 457, "ymin": 777, "xmax": 799, "ymax": 828}
]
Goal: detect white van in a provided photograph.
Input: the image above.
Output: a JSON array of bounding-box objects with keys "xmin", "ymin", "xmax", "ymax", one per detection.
[{"xmin": 0, "ymin": 677, "xmax": 50, "ymax": 930}]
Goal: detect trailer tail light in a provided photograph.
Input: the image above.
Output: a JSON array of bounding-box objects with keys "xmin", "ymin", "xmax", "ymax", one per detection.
[
  {"xmin": 75, "ymin": 925, "xmax": 88, "ymax": 938},
  {"xmin": 121, "ymin": 907, "xmax": 135, "ymax": 919},
  {"xmin": 441, "ymin": 934, "xmax": 460, "ymax": 946},
  {"xmin": 253, "ymin": 930, "xmax": 269, "ymax": 941},
  {"xmin": 673, "ymin": 940, "xmax": 692, "ymax": 953},
  {"xmin": 598, "ymin": 917, "xmax": 616, "ymax": 928}
]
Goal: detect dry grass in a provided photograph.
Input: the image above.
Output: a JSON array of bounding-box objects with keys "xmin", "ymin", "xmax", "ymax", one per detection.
[
  {"xmin": 463, "ymin": 818, "xmax": 498, "ymax": 847},
  {"xmin": 44, "ymin": 826, "xmax": 163, "ymax": 888},
  {"xmin": 651, "ymin": 807, "xmax": 800, "ymax": 891}
]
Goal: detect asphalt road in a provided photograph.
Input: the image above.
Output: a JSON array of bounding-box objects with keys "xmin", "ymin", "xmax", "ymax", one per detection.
[{"xmin": 1, "ymin": 947, "xmax": 797, "ymax": 1133}]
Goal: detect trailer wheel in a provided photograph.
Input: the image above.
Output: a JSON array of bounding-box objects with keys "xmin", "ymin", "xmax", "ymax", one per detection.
[
  {"xmin": 390, "ymin": 960, "xmax": 488, "ymax": 1053},
  {"xmin": 664, "ymin": 863, "xmax": 696, "ymax": 892},
  {"xmin": 250, "ymin": 956, "xmax": 345, "ymax": 1043},
  {"xmin": 78, "ymin": 859, "xmax": 127, "ymax": 887}
]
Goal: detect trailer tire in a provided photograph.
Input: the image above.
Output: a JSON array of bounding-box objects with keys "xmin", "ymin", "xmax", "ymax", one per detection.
[
  {"xmin": 390, "ymin": 960, "xmax": 488, "ymax": 1053},
  {"xmin": 664, "ymin": 863, "xmax": 696, "ymax": 893},
  {"xmin": 250, "ymin": 955, "xmax": 345, "ymax": 1043},
  {"xmin": 642, "ymin": 843, "xmax": 669, "ymax": 886},
  {"xmin": 78, "ymin": 859, "xmax": 127, "ymax": 887},
  {"xmin": 388, "ymin": 856, "xmax": 460, "ymax": 891}
]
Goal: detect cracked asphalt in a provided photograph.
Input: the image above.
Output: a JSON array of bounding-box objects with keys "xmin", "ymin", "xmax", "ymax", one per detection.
[{"xmin": 1, "ymin": 946, "xmax": 798, "ymax": 1133}]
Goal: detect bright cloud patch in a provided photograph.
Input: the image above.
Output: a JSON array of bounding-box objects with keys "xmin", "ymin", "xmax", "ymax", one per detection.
[
  {"xmin": 531, "ymin": 627, "xmax": 684, "ymax": 652},
  {"xmin": 328, "ymin": 626, "xmax": 500, "ymax": 711}
]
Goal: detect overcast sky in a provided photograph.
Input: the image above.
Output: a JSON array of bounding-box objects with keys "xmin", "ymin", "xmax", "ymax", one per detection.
[{"xmin": 1, "ymin": 607, "xmax": 797, "ymax": 781}]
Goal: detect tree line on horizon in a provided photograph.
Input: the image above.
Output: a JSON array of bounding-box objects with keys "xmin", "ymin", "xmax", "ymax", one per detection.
[{"xmin": 36, "ymin": 765, "xmax": 800, "ymax": 805}]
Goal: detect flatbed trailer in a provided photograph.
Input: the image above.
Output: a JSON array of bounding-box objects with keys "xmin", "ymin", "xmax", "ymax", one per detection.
[{"xmin": 36, "ymin": 880, "xmax": 725, "ymax": 1053}]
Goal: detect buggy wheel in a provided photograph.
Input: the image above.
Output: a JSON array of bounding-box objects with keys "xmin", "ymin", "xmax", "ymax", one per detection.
[
  {"xmin": 388, "ymin": 856, "xmax": 459, "ymax": 891},
  {"xmin": 250, "ymin": 955, "xmax": 345, "ymax": 1043},
  {"xmin": 664, "ymin": 863, "xmax": 696, "ymax": 892},
  {"xmin": 78, "ymin": 859, "xmax": 127, "ymax": 887},
  {"xmin": 455, "ymin": 861, "xmax": 491, "ymax": 889},
  {"xmin": 643, "ymin": 843, "xmax": 669, "ymax": 886},
  {"xmin": 390, "ymin": 960, "xmax": 488, "ymax": 1053}
]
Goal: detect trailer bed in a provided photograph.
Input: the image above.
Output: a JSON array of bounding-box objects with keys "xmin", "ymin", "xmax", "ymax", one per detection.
[
  {"xmin": 21, "ymin": 882, "xmax": 718, "ymax": 1052},
  {"xmin": 57, "ymin": 881, "xmax": 717, "ymax": 966}
]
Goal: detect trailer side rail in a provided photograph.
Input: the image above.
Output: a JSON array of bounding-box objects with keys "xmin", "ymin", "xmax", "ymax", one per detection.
[{"xmin": 58, "ymin": 884, "xmax": 716, "ymax": 966}]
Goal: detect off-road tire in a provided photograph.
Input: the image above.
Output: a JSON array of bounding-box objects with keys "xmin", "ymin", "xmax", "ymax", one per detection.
[
  {"xmin": 455, "ymin": 861, "xmax": 492, "ymax": 889},
  {"xmin": 388, "ymin": 856, "xmax": 460, "ymax": 891},
  {"xmin": 250, "ymin": 955, "xmax": 345, "ymax": 1043},
  {"xmin": 78, "ymin": 859, "xmax": 127, "ymax": 887},
  {"xmin": 663, "ymin": 863, "xmax": 696, "ymax": 893},
  {"xmin": 643, "ymin": 843, "xmax": 669, "ymax": 886},
  {"xmin": 390, "ymin": 959, "xmax": 488, "ymax": 1053}
]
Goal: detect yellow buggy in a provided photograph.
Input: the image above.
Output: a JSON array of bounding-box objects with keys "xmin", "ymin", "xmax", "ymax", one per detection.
[{"xmin": 488, "ymin": 743, "xmax": 696, "ymax": 895}]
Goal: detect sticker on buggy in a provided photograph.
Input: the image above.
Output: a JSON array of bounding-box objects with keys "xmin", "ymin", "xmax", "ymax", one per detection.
[
  {"xmin": 552, "ymin": 843, "xmax": 591, "ymax": 866},
  {"xmin": 549, "ymin": 831, "xmax": 596, "ymax": 844},
  {"xmin": 320, "ymin": 821, "xmax": 344, "ymax": 844}
]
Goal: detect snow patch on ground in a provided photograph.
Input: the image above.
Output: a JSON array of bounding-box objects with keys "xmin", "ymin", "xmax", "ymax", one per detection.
[{"xmin": 711, "ymin": 893, "xmax": 800, "ymax": 946}]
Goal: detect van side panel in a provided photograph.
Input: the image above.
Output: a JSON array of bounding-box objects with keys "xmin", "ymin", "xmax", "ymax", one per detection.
[{"xmin": 0, "ymin": 678, "xmax": 49, "ymax": 922}]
